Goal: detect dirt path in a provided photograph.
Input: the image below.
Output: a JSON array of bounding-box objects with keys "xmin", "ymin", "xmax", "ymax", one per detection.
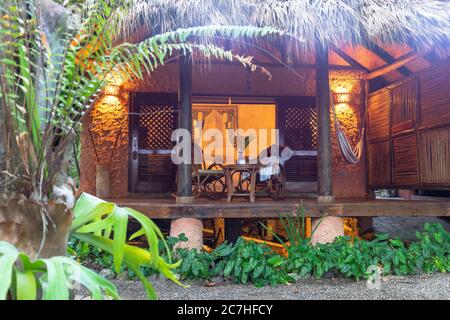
[{"xmin": 89, "ymin": 273, "xmax": 450, "ymax": 300}]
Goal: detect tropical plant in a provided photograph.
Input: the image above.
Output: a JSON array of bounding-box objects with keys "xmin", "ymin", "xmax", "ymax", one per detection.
[
  {"xmin": 71, "ymin": 193, "xmax": 186, "ymax": 298},
  {"xmin": 176, "ymin": 238, "xmax": 295, "ymax": 287},
  {"xmin": 0, "ymin": 193, "xmax": 185, "ymax": 300},
  {"xmin": 260, "ymin": 204, "xmax": 326, "ymax": 248},
  {"xmin": 162, "ymin": 223, "xmax": 449, "ymax": 286},
  {"xmin": 0, "ymin": 240, "xmax": 119, "ymax": 300}
]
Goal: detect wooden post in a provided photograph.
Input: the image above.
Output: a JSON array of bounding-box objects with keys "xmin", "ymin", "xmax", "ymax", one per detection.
[
  {"xmin": 315, "ymin": 45, "xmax": 333, "ymax": 202},
  {"xmin": 171, "ymin": 53, "xmax": 203, "ymax": 250},
  {"xmin": 312, "ymin": 46, "xmax": 345, "ymax": 244},
  {"xmin": 177, "ymin": 53, "xmax": 193, "ymax": 202}
]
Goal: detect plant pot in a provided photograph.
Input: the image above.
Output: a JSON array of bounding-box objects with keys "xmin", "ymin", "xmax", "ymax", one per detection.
[
  {"xmin": 96, "ymin": 164, "xmax": 111, "ymax": 198},
  {"xmin": 0, "ymin": 193, "xmax": 72, "ymax": 259}
]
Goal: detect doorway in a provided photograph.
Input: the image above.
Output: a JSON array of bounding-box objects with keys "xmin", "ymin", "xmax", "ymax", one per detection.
[{"xmin": 129, "ymin": 94, "xmax": 318, "ymax": 195}]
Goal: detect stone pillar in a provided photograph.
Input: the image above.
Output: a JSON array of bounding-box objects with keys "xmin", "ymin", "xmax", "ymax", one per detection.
[
  {"xmin": 170, "ymin": 217, "xmax": 203, "ymax": 250},
  {"xmin": 310, "ymin": 216, "xmax": 344, "ymax": 245},
  {"xmin": 170, "ymin": 53, "xmax": 203, "ymax": 250}
]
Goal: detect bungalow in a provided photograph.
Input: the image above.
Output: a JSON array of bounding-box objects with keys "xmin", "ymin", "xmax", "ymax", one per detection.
[{"xmin": 79, "ymin": 0, "xmax": 450, "ymax": 248}]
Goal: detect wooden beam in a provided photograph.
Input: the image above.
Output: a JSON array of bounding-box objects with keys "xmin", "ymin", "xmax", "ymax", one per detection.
[
  {"xmin": 368, "ymin": 44, "xmax": 412, "ymax": 77},
  {"xmin": 331, "ymin": 46, "xmax": 369, "ymax": 71},
  {"xmin": 315, "ymin": 45, "xmax": 333, "ymax": 199},
  {"xmin": 369, "ymin": 77, "xmax": 390, "ymax": 93},
  {"xmin": 367, "ymin": 51, "xmax": 429, "ymax": 80},
  {"xmin": 177, "ymin": 53, "xmax": 193, "ymax": 198},
  {"xmin": 110, "ymin": 198, "xmax": 450, "ymax": 219}
]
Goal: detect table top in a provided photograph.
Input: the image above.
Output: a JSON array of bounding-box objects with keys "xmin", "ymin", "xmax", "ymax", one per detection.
[{"xmin": 223, "ymin": 163, "xmax": 261, "ymax": 170}]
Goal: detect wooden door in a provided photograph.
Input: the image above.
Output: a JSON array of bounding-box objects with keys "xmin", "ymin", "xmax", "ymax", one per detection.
[
  {"xmin": 277, "ymin": 97, "xmax": 318, "ymax": 191},
  {"xmin": 129, "ymin": 92, "xmax": 178, "ymax": 193}
]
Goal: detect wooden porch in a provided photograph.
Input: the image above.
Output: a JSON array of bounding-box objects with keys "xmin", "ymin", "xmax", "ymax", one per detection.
[{"xmin": 112, "ymin": 197, "xmax": 450, "ymax": 219}]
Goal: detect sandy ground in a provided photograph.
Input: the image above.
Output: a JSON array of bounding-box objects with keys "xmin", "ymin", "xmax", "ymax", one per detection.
[{"xmin": 75, "ymin": 273, "xmax": 450, "ymax": 300}]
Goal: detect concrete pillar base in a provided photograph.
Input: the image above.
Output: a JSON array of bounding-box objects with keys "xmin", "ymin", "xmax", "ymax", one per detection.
[
  {"xmin": 170, "ymin": 218, "xmax": 203, "ymax": 250},
  {"xmin": 311, "ymin": 216, "xmax": 344, "ymax": 245}
]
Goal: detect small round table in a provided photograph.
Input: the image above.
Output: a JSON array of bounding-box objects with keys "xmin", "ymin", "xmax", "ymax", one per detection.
[{"xmin": 223, "ymin": 164, "xmax": 260, "ymax": 202}]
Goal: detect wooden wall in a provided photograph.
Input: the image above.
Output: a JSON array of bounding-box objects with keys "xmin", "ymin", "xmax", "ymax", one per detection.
[{"xmin": 367, "ymin": 61, "xmax": 450, "ymax": 189}]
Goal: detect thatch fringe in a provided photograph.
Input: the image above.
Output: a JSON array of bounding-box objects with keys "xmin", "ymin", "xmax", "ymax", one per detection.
[{"xmin": 117, "ymin": 0, "xmax": 450, "ymax": 51}]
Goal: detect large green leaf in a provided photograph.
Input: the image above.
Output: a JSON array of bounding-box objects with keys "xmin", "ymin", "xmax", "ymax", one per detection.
[
  {"xmin": 72, "ymin": 193, "xmax": 115, "ymax": 230},
  {"xmin": 73, "ymin": 232, "xmax": 186, "ymax": 299},
  {"xmin": 0, "ymin": 241, "xmax": 119, "ymax": 300},
  {"xmin": 0, "ymin": 242, "xmax": 20, "ymax": 300},
  {"xmin": 15, "ymin": 269, "xmax": 37, "ymax": 300}
]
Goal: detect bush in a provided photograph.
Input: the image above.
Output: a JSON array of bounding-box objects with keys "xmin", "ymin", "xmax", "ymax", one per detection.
[{"xmin": 72, "ymin": 222, "xmax": 449, "ymax": 287}]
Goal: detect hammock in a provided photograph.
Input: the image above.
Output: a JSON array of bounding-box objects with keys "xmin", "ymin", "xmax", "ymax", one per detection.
[{"xmin": 331, "ymin": 93, "xmax": 365, "ymax": 164}]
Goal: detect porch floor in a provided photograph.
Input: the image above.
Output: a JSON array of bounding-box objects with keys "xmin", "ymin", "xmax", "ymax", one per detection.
[{"xmin": 111, "ymin": 196, "xmax": 450, "ymax": 218}]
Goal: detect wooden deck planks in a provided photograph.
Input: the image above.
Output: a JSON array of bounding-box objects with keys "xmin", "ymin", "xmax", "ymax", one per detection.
[{"xmin": 110, "ymin": 198, "xmax": 450, "ymax": 219}]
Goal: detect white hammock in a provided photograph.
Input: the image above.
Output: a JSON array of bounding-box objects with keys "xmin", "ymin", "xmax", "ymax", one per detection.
[{"xmin": 331, "ymin": 93, "xmax": 365, "ymax": 164}]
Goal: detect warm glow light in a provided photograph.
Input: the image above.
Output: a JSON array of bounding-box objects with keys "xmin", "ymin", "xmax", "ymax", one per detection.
[
  {"xmin": 335, "ymin": 103, "xmax": 351, "ymax": 113},
  {"xmin": 334, "ymin": 92, "xmax": 350, "ymax": 104},
  {"xmin": 104, "ymin": 84, "xmax": 120, "ymax": 96},
  {"xmin": 101, "ymin": 95, "xmax": 121, "ymax": 108},
  {"xmin": 331, "ymin": 81, "xmax": 354, "ymax": 93}
]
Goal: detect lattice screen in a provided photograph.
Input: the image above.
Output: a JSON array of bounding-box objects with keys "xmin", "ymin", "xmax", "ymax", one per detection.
[
  {"xmin": 138, "ymin": 154, "xmax": 175, "ymax": 182},
  {"xmin": 284, "ymin": 106, "xmax": 317, "ymax": 150},
  {"xmin": 138, "ymin": 105, "xmax": 175, "ymax": 150}
]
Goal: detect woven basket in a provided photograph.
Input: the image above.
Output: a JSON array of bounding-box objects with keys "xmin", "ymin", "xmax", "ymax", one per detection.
[{"xmin": 96, "ymin": 164, "xmax": 111, "ymax": 198}]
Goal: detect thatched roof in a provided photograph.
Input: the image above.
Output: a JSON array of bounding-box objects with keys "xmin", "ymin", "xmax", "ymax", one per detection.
[{"xmin": 119, "ymin": 0, "xmax": 450, "ymax": 51}]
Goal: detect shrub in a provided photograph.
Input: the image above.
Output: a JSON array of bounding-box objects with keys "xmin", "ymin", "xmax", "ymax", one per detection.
[{"xmin": 72, "ymin": 222, "xmax": 449, "ymax": 287}]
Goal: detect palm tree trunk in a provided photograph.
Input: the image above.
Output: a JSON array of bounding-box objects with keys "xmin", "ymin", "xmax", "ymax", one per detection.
[{"xmin": 0, "ymin": 193, "xmax": 72, "ymax": 259}]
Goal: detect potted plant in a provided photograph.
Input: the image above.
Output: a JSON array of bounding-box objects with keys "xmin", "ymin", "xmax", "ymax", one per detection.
[{"xmin": 234, "ymin": 135, "xmax": 254, "ymax": 164}]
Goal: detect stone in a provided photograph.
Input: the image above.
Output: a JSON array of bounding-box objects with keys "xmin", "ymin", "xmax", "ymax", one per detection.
[
  {"xmin": 117, "ymin": 271, "xmax": 129, "ymax": 280},
  {"xmin": 170, "ymin": 218, "xmax": 203, "ymax": 250},
  {"xmin": 311, "ymin": 216, "xmax": 344, "ymax": 244},
  {"xmin": 100, "ymin": 268, "xmax": 115, "ymax": 280}
]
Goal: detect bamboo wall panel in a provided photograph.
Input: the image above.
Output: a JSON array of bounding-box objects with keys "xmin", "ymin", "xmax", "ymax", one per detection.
[
  {"xmin": 367, "ymin": 61, "xmax": 450, "ymax": 189},
  {"xmin": 419, "ymin": 63, "xmax": 450, "ymax": 129},
  {"xmin": 368, "ymin": 90, "xmax": 390, "ymax": 142},
  {"xmin": 419, "ymin": 128, "xmax": 450, "ymax": 184},
  {"xmin": 368, "ymin": 140, "xmax": 391, "ymax": 186},
  {"xmin": 391, "ymin": 78, "xmax": 417, "ymax": 126},
  {"xmin": 392, "ymin": 134, "xmax": 418, "ymax": 185}
]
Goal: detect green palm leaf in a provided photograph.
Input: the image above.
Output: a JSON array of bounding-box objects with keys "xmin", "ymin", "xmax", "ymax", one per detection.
[{"xmin": 0, "ymin": 241, "xmax": 119, "ymax": 300}]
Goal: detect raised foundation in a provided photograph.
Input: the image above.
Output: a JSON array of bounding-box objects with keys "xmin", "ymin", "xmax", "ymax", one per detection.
[
  {"xmin": 311, "ymin": 216, "xmax": 344, "ymax": 244},
  {"xmin": 170, "ymin": 218, "xmax": 203, "ymax": 250}
]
